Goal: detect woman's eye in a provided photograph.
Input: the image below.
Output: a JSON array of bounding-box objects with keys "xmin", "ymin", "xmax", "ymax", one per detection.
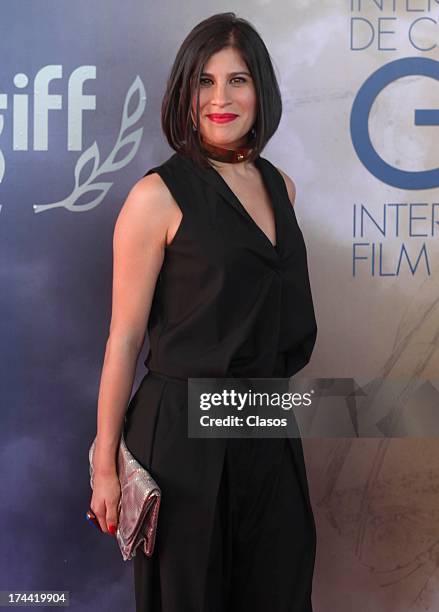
[{"xmin": 199, "ymin": 77, "xmax": 247, "ymax": 86}]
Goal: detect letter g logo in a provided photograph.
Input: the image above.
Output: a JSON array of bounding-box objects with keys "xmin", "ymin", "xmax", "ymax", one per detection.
[{"xmin": 350, "ymin": 57, "xmax": 439, "ymax": 190}]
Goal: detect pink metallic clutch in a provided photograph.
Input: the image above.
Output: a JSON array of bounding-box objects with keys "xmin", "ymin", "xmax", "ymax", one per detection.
[{"xmin": 88, "ymin": 434, "xmax": 161, "ymax": 561}]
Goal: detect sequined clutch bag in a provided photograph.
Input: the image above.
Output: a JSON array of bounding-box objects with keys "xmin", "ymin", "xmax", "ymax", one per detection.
[{"xmin": 88, "ymin": 434, "xmax": 161, "ymax": 561}]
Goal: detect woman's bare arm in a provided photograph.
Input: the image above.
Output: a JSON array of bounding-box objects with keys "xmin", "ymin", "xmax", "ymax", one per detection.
[{"xmin": 93, "ymin": 172, "xmax": 176, "ymax": 476}]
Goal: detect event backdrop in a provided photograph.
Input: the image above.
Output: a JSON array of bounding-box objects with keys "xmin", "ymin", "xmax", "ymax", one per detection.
[{"xmin": 1, "ymin": 1, "xmax": 438, "ymax": 610}]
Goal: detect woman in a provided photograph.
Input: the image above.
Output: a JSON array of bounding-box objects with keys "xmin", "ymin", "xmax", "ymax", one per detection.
[{"xmin": 89, "ymin": 11, "xmax": 318, "ymax": 612}]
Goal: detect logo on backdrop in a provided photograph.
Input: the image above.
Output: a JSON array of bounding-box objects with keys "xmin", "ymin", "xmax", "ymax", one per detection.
[
  {"xmin": 0, "ymin": 66, "xmax": 145, "ymax": 212},
  {"xmin": 349, "ymin": 5, "xmax": 439, "ymax": 277}
]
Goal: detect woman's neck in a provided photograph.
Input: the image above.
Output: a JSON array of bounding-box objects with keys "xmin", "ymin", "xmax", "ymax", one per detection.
[
  {"xmin": 207, "ymin": 156, "xmax": 254, "ymax": 176},
  {"xmin": 201, "ymin": 136, "xmax": 255, "ymax": 174}
]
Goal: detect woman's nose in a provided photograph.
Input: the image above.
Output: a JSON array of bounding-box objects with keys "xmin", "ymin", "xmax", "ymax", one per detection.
[{"xmin": 209, "ymin": 83, "xmax": 231, "ymax": 104}]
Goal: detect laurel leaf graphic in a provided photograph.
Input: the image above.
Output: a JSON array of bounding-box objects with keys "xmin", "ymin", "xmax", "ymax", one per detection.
[
  {"xmin": 74, "ymin": 141, "xmax": 100, "ymax": 188},
  {"xmin": 122, "ymin": 76, "xmax": 146, "ymax": 130},
  {"xmin": 101, "ymin": 127, "xmax": 143, "ymax": 173},
  {"xmin": 34, "ymin": 76, "xmax": 146, "ymax": 213},
  {"xmin": 69, "ymin": 182, "xmax": 113, "ymax": 212}
]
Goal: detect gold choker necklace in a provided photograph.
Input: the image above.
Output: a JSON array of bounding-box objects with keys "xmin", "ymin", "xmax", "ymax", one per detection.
[{"xmin": 200, "ymin": 139, "xmax": 254, "ymax": 163}]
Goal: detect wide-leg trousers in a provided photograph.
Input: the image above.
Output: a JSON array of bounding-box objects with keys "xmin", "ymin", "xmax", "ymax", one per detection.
[{"xmin": 133, "ymin": 435, "xmax": 316, "ymax": 612}]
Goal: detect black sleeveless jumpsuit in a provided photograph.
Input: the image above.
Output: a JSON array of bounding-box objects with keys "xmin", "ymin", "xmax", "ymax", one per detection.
[{"xmin": 123, "ymin": 151, "xmax": 318, "ymax": 612}]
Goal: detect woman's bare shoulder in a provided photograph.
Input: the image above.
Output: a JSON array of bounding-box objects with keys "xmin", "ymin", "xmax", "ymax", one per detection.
[
  {"xmin": 114, "ymin": 173, "xmax": 176, "ymax": 248},
  {"xmin": 275, "ymin": 166, "xmax": 296, "ymax": 208},
  {"xmin": 129, "ymin": 172, "xmax": 175, "ymax": 211}
]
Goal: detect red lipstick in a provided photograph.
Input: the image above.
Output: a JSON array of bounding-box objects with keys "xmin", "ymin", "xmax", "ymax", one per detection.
[{"xmin": 207, "ymin": 114, "xmax": 238, "ymax": 123}]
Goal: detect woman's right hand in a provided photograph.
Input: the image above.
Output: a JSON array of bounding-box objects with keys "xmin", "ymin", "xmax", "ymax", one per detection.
[{"xmin": 90, "ymin": 465, "xmax": 121, "ymax": 535}]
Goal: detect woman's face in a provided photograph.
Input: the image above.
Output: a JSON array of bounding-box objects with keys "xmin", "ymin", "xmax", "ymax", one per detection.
[{"xmin": 191, "ymin": 46, "xmax": 257, "ymax": 149}]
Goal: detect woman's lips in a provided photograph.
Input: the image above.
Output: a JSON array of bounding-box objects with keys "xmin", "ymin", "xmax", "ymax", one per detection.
[{"xmin": 207, "ymin": 114, "xmax": 238, "ymax": 123}]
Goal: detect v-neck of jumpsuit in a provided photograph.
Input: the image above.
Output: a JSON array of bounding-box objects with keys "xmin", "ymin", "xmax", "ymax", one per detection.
[{"xmin": 212, "ymin": 159, "xmax": 279, "ymax": 254}]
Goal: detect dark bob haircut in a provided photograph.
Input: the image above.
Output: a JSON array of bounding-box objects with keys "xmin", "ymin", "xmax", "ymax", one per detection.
[{"xmin": 161, "ymin": 12, "xmax": 283, "ymax": 169}]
